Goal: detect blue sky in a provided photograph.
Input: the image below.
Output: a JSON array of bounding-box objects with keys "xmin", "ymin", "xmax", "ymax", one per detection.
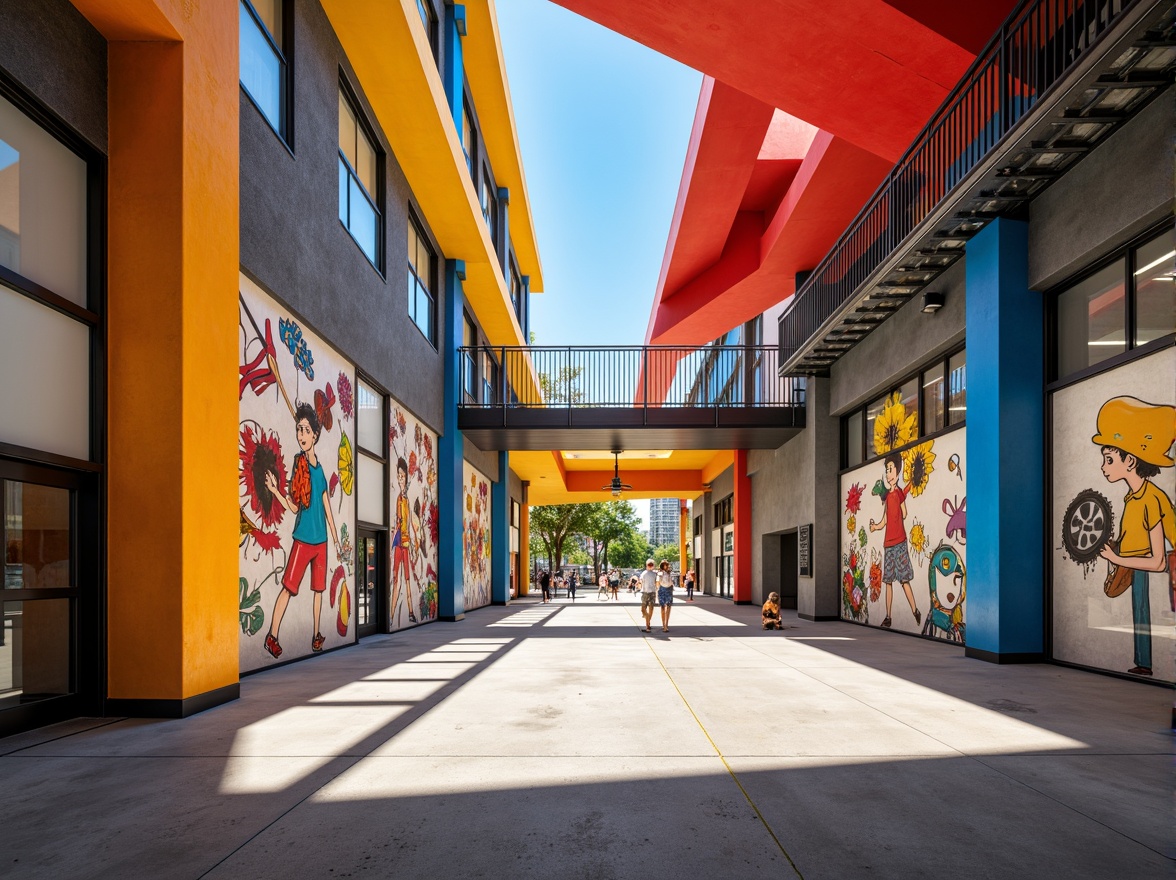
[{"xmin": 497, "ymin": 0, "xmax": 702, "ymax": 348}]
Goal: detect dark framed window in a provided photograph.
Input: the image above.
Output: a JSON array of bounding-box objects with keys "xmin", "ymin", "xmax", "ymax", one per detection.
[
  {"xmin": 462, "ymin": 315, "xmax": 477, "ymax": 402},
  {"xmin": 481, "ymin": 166, "xmax": 498, "ymax": 248},
  {"xmin": 509, "ymin": 256, "xmax": 522, "ymax": 314},
  {"xmin": 408, "ymin": 214, "xmax": 436, "ymax": 345},
  {"xmin": 713, "ymin": 495, "xmax": 733, "ymax": 526},
  {"xmin": 1052, "ymin": 226, "xmax": 1174, "ymax": 381},
  {"xmin": 693, "ymin": 515, "xmax": 701, "ymax": 537},
  {"xmin": 841, "ymin": 347, "xmax": 966, "ymax": 469},
  {"xmin": 480, "ymin": 349, "xmax": 498, "ymax": 406},
  {"xmin": 415, "ymin": 0, "xmax": 438, "ymax": 61},
  {"xmin": 239, "ymin": 0, "xmax": 290, "ymax": 142},
  {"xmin": 462, "ymin": 103, "xmax": 476, "ymax": 178},
  {"xmin": 338, "ymin": 85, "xmax": 381, "ymax": 269}
]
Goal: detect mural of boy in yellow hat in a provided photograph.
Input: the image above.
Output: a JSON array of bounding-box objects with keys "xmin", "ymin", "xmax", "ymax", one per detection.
[{"xmin": 1092, "ymin": 396, "xmax": 1176, "ymax": 677}]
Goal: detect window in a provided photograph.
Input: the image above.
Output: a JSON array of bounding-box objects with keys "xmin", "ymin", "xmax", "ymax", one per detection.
[
  {"xmin": 462, "ymin": 315, "xmax": 477, "ymax": 402},
  {"xmin": 842, "ymin": 348, "xmax": 966, "ymax": 469},
  {"xmin": 239, "ymin": 0, "xmax": 288, "ymax": 140},
  {"xmin": 355, "ymin": 378, "xmax": 386, "ymax": 527},
  {"xmin": 509, "ymin": 258, "xmax": 522, "ymax": 314},
  {"xmin": 338, "ymin": 88, "xmax": 380, "ymax": 268},
  {"xmin": 416, "ymin": 0, "xmax": 438, "ymax": 60},
  {"xmin": 714, "ymin": 495, "xmax": 733, "ymax": 526},
  {"xmin": 480, "ymin": 350, "xmax": 498, "ymax": 405},
  {"xmin": 462, "ymin": 105, "xmax": 476, "ymax": 178},
  {"xmin": 1053, "ymin": 227, "xmax": 1173, "ymax": 380},
  {"xmin": 408, "ymin": 215, "xmax": 436, "ymax": 345}
]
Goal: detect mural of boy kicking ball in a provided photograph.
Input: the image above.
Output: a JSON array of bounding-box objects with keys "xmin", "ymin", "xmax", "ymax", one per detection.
[
  {"xmin": 263, "ymin": 402, "xmax": 343, "ymax": 658},
  {"xmin": 869, "ymin": 452, "xmax": 922, "ymax": 629},
  {"xmin": 1092, "ymin": 396, "xmax": 1175, "ymax": 677},
  {"xmin": 390, "ymin": 457, "xmax": 419, "ymax": 627}
]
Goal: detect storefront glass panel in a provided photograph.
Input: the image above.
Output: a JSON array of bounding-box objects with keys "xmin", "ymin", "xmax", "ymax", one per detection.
[
  {"xmin": 1, "ymin": 598, "xmax": 72, "ymax": 710},
  {"xmin": 1133, "ymin": 232, "xmax": 1175, "ymax": 347},
  {"xmin": 1056, "ymin": 260, "xmax": 1126, "ymax": 376}
]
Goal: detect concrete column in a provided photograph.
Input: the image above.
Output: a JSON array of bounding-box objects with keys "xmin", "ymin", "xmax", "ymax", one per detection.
[
  {"xmin": 733, "ymin": 450, "xmax": 753, "ymax": 604},
  {"xmin": 519, "ymin": 481, "xmax": 530, "ymax": 596},
  {"xmin": 965, "ymin": 218, "xmax": 1044, "ymax": 662},
  {"xmin": 95, "ymin": 0, "xmax": 240, "ymax": 715},
  {"xmin": 799, "ymin": 377, "xmax": 841, "ymax": 621},
  {"xmin": 438, "ymin": 260, "xmax": 467, "ymax": 621},
  {"xmin": 491, "ymin": 450, "xmax": 510, "ymax": 604}
]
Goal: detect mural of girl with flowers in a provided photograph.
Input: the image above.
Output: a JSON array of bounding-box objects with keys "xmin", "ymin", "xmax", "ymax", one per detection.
[{"xmin": 388, "ymin": 407, "xmax": 440, "ymax": 629}]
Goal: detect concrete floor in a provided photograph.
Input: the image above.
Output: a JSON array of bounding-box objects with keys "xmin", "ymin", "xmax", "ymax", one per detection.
[{"xmin": 1, "ymin": 593, "xmax": 1171, "ymax": 879}]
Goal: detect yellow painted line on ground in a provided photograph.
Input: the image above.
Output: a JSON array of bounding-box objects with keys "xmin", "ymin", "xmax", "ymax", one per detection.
[{"xmin": 625, "ymin": 604, "xmax": 804, "ymax": 879}]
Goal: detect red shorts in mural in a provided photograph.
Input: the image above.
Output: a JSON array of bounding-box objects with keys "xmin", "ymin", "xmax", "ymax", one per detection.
[{"xmin": 282, "ymin": 540, "xmax": 328, "ymax": 595}]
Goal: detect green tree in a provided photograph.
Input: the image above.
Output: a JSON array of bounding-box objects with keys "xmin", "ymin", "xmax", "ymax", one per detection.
[
  {"xmin": 581, "ymin": 501, "xmax": 643, "ymax": 580},
  {"xmin": 529, "ymin": 504, "xmax": 592, "ymax": 576},
  {"xmin": 609, "ymin": 527, "xmax": 653, "ymax": 570},
  {"xmin": 652, "ymin": 543, "xmax": 680, "ymax": 566}
]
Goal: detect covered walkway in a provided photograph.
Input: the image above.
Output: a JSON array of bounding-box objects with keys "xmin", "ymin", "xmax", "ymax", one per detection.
[{"xmin": 1, "ymin": 594, "xmax": 1170, "ymax": 879}]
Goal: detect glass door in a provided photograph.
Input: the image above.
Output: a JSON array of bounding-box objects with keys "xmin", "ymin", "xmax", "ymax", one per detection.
[
  {"xmin": 355, "ymin": 530, "xmax": 383, "ymax": 638},
  {"xmin": 0, "ymin": 459, "xmax": 99, "ymax": 736}
]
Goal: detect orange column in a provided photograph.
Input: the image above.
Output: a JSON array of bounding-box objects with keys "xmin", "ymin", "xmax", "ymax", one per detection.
[
  {"xmin": 77, "ymin": 0, "xmax": 240, "ymax": 710},
  {"xmin": 678, "ymin": 499, "xmax": 688, "ymax": 582},
  {"xmin": 732, "ymin": 449, "xmax": 752, "ymax": 604}
]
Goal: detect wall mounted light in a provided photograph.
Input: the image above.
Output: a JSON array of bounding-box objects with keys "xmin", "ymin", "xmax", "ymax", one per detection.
[
  {"xmin": 453, "ymin": 5, "xmax": 467, "ymax": 36},
  {"xmin": 922, "ymin": 291, "xmax": 945, "ymax": 314}
]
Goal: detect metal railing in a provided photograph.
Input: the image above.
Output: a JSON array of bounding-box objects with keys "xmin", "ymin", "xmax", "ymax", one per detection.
[
  {"xmin": 779, "ymin": 0, "xmax": 1138, "ymax": 366},
  {"xmin": 458, "ymin": 345, "xmax": 806, "ymax": 409}
]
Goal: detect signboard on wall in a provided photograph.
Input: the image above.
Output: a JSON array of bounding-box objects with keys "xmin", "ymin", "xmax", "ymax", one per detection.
[
  {"xmin": 723, "ymin": 529, "xmax": 733, "ymax": 553},
  {"xmin": 798, "ymin": 523, "xmax": 812, "ymax": 577}
]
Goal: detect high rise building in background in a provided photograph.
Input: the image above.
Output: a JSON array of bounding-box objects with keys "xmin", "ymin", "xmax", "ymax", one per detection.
[{"xmin": 648, "ymin": 498, "xmax": 680, "ymax": 548}]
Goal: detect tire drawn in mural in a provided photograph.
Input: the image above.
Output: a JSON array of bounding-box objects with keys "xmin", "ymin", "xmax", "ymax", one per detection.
[
  {"xmin": 1085, "ymin": 396, "xmax": 1175, "ymax": 678},
  {"xmin": 1059, "ymin": 488, "xmax": 1114, "ymax": 569},
  {"xmin": 238, "ymin": 284, "xmax": 355, "ymax": 669},
  {"xmin": 921, "ymin": 543, "xmax": 965, "ymax": 643}
]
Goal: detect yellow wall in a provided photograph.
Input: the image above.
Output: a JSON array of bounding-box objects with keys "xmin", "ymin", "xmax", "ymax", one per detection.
[{"xmin": 73, "ymin": 0, "xmax": 240, "ymax": 701}]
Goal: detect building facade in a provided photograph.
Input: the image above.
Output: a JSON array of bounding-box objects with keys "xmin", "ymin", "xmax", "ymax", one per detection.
[
  {"xmin": 647, "ymin": 497, "xmax": 680, "ymax": 548},
  {"xmin": 0, "ymin": 0, "xmax": 541, "ymax": 736}
]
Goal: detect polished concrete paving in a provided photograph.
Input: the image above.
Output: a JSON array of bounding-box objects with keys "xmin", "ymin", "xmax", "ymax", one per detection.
[{"xmin": 1, "ymin": 593, "xmax": 1172, "ymax": 879}]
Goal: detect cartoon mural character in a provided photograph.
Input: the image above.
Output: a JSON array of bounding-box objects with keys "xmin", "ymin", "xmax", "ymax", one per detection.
[
  {"xmin": 923, "ymin": 543, "xmax": 965, "ymax": 643},
  {"xmin": 1091, "ymin": 396, "xmax": 1176, "ymax": 677},
  {"xmin": 868, "ymin": 452, "xmax": 923, "ymax": 629},
  {"xmin": 391, "ymin": 456, "xmax": 419, "ymax": 627},
  {"xmin": 263, "ymin": 401, "xmax": 343, "ymax": 658}
]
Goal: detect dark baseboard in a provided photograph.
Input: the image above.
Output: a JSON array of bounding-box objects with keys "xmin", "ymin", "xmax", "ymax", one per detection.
[
  {"xmin": 798, "ymin": 613, "xmax": 840, "ymax": 621},
  {"xmin": 439, "ymin": 614, "xmax": 465, "ymax": 622},
  {"xmin": 965, "ymin": 647, "xmax": 1045, "ymax": 664},
  {"xmin": 492, "ymin": 600, "xmax": 509, "ymax": 606},
  {"xmin": 734, "ymin": 600, "xmax": 754, "ymax": 606},
  {"xmin": 105, "ymin": 682, "xmax": 240, "ymax": 719}
]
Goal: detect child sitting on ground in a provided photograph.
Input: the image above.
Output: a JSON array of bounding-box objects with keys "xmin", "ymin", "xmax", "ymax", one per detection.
[{"xmin": 762, "ymin": 592, "xmax": 782, "ymax": 630}]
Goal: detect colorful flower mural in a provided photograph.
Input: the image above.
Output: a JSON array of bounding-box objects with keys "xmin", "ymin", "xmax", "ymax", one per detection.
[
  {"xmin": 873, "ymin": 391, "xmax": 916, "ymax": 455},
  {"xmin": 388, "ymin": 405, "xmax": 439, "ymax": 631},
  {"xmin": 238, "ymin": 276, "xmax": 356, "ymax": 671},
  {"xmin": 463, "ymin": 462, "xmax": 492, "ymax": 611}
]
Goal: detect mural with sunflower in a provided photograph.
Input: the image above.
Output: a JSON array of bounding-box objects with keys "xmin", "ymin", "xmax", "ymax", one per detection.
[
  {"xmin": 840, "ymin": 401, "xmax": 967, "ymax": 642},
  {"xmin": 238, "ymin": 275, "xmax": 357, "ymax": 671},
  {"xmin": 463, "ymin": 462, "xmax": 493, "ymax": 611},
  {"xmin": 388, "ymin": 405, "xmax": 439, "ymax": 630}
]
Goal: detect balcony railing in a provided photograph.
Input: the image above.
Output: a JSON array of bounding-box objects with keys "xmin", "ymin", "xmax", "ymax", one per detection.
[
  {"xmin": 779, "ymin": 0, "xmax": 1162, "ymax": 372},
  {"xmin": 459, "ymin": 345, "xmax": 806, "ymax": 410}
]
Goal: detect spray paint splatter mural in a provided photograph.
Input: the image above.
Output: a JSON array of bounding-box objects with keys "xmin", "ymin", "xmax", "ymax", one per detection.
[
  {"xmin": 1051, "ymin": 347, "xmax": 1175, "ymax": 682},
  {"xmin": 238, "ymin": 275, "xmax": 356, "ymax": 671},
  {"xmin": 840, "ymin": 393, "xmax": 966, "ymax": 641},
  {"xmin": 388, "ymin": 405, "xmax": 439, "ymax": 630},
  {"xmin": 463, "ymin": 462, "xmax": 492, "ymax": 611}
]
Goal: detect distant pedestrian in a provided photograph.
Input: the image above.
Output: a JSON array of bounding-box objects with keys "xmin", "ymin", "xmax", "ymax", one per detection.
[
  {"xmin": 639, "ymin": 559, "xmax": 657, "ymax": 633},
  {"xmin": 657, "ymin": 560, "xmax": 675, "ymax": 632},
  {"xmin": 628, "ymin": 575, "xmax": 638, "ymax": 594},
  {"xmin": 684, "ymin": 569, "xmax": 696, "ymax": 601},
  {"xmin": 569, "ymin": 571, "xmax": 578, "ymax": 601},
  {"xmin": 539, "ymin": 569, "xmax": 551, "ymax": 603},
  {"xmin": 609, "ymin": 569, "xmax": 620, "ymax": 600}
]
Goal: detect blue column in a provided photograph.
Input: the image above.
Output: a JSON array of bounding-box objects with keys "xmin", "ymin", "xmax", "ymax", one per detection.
[
  {"xmin": 965, "ymin": 218, "xmax": 1044, "ymax": 662},
  {"xmin": 438, "ymin": 259, "xmax": 466, "ymax": 621},
  {"xmin": 443, "ymin": 5, "xmax": 466, "ymax": 130},
  {"xmin": 491, "ymin": 450, "xmax": 510, "ymax": 605}
]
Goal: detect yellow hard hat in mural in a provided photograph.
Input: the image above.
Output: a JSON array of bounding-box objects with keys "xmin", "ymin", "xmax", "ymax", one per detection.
[{"xmin": 1091, "ymin": 396, "xmax": 1176, "ymax": 467}]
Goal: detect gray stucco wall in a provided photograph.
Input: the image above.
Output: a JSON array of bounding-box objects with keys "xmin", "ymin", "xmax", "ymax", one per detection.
[
  {"xmin": 240, "ymin": 0, "xmax": 445, "ymax": 435},
  {"xmin": 1029, "ymin": 86, "xmax": 1174, "ymax": 291},
  {"xmin": 829, "ymin": 257, "xmax": 967, "ymax": 416},
  {"xmin": 0, "ymin": 0, "xmax": 107, "ymax": 153},
  {"xmin": 748, "ymin": 377, "xmax": 840, "ymax": 616},
  {"xmin": 695, "ymin": 467, "xmax": 733, "ymax": 595}
]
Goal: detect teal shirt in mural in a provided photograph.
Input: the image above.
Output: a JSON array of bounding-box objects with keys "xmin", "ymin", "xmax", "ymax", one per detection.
[{"xmin": 292, "ymin": 458, "xmax": 328, "ymax": 545}]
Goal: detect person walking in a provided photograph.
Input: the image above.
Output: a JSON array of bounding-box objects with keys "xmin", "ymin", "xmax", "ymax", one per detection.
[
  {"xmin": 639, "ymin": 559, "xmax": 658, "ymax": 633},
  {"xmin": 609, "ymin": 569, "xmax": 620, "ymax": 601},
  {"xmin": 568, "ymin": 570, "xmax": 578, "ymax": 601},
  {"xmin": 657, "ymin": 560, "xmax": 675, "ymax": 632},
  {"xmin": 539, "ymin": 568, "xmax": 551, "ymax": 604},
  {"xmin": 684, "ymin": 568, "xmax": 696, "ymax": 602}
]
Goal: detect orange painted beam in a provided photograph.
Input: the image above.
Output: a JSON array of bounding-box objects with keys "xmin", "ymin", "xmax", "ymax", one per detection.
[
  {"xmin": 564, "ymin": 469, "xmax": 705, "ymax": 494},
  {"xmin": 92, "ymin": 0, "xmax": 240, "ymax": 703}
]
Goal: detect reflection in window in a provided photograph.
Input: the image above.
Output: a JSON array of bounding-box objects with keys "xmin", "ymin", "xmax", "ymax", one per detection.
[
  {"xmin": 1, "ymin": 599, "xmax": 72, "ymax": 706},
  {"xmin": 923, "ymin": 361, "xmax": 945, "ymax": 434},
  {"xmin": 1056, "ymin": 259, "xmax": 1126, "ymax": 376},
  {"xmin": 845, "ymin": 410, "xmax": 864, "ymax": 468},
  {"xmin": 948, "ymin": 349, "xmax": 967, "ymax": 424},
  {"xmin": 408, "ymin": 216, "xmax": 435, "ymax": 345},
  {"xmin": 4, "ymin": 481, "xmax": 71, "ymax": 589},
  {"xmin": 0, "ymin": 137, "xmax": 18, "ymax": 272},
  {"xmin": 239, "ymin": 0, "xmax": 287, "ymax": 138},
  {"xmin": 1133, "ymin": 231, "xmax": 1175, "ymax": 347},
  {"xmin": 865, "ymin": 394, "xmax": 887, "ymax": 460},
  {"xmin": 338, "ymin": 89, "xmax": 380, "ymax": 267}
]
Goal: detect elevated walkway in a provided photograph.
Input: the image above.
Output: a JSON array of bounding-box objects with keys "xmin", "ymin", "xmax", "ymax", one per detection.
[
  {"xmin": 458, "ymin": 344, "xmax": 806, "ymax": 451},
  {"xmin": 1, "ymin": 593, "xmax": 1168, "ymax": 878}
]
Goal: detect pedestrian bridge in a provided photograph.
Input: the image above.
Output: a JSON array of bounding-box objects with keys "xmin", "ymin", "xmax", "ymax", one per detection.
[{"xmin": 457, "ymin": 344, "xmax": 806, "ymax": 451}]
